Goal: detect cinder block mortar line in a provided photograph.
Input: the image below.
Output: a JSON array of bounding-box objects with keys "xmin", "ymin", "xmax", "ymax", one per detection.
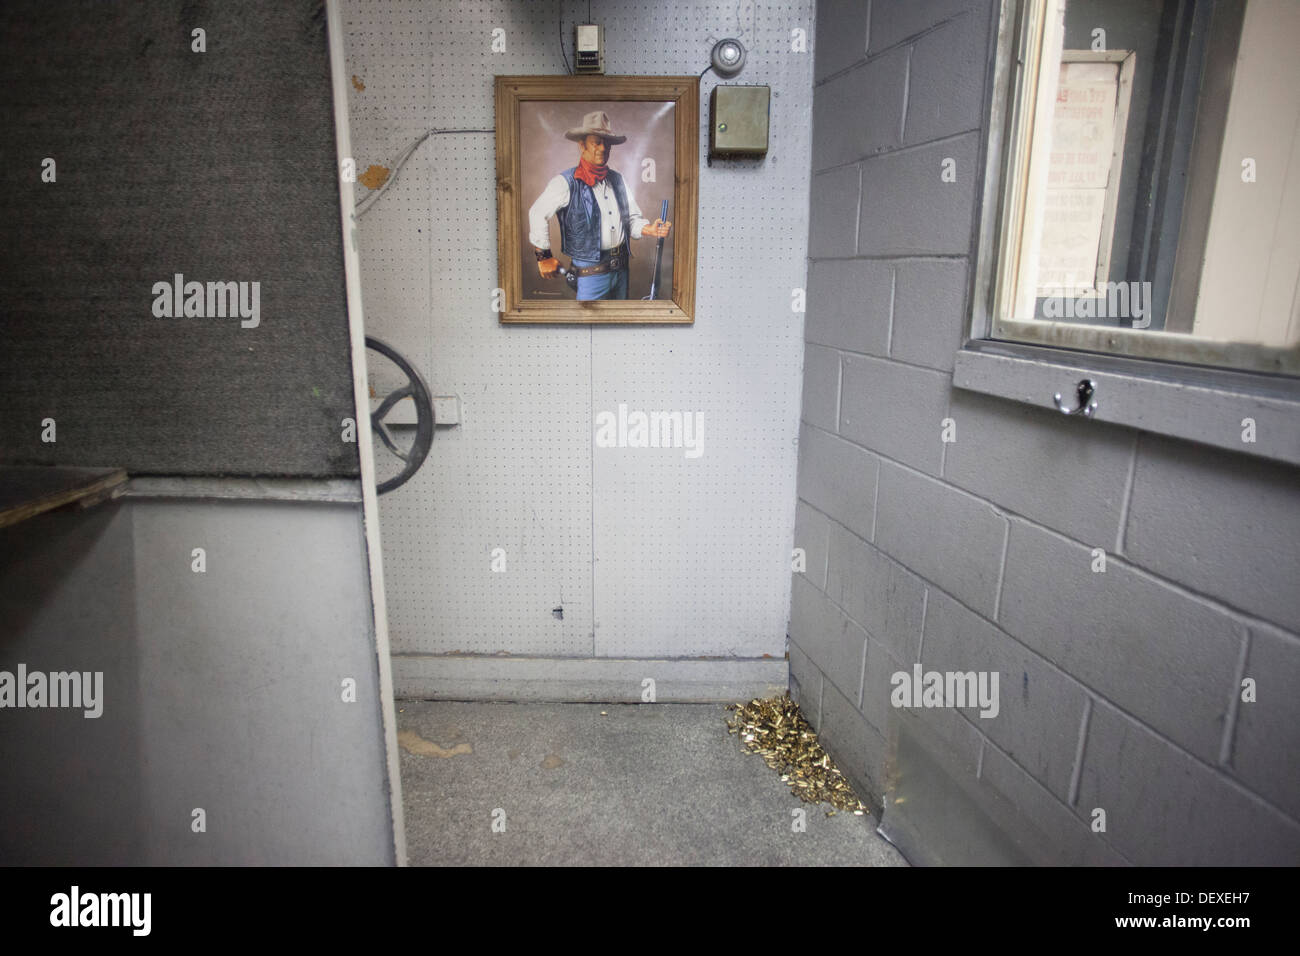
[
  {"xmin": 864, "ymin": 0, "xmax": 872, "ymax": 59},
  {"xmin": 834, "ymin": 350, "xmax": 844, "ymax": 434},
  {"xmin": 991, "ymin": 515, "xmax": 1010, "ymax": 621},
  {"xmin": 791, "ymin": 560, "xmax": 902, "ymax": 677},
  {"xmin": 1220, "ymin": 625, "xmax": 1251, "ymax": 768},
  {"xmin": 977, "ymin": 727, "xmax": 1140, "ymax": 866},
  {"xmin": 813, "ymin": 128, "xmax": 982, "ymax": 176},
  {"xmin": 955, "ymin": 701, "xmax": 1274, "ymax": 865},
  {"xmin": 933, "ymin": 603, "xmax": 1300, "ymax": 829},
  {"xmin": 1068, "ymin": 696, "xmax": 1092, "ymax": 806},
  {"xmin": 870, "ymin": 456, "xmax": 881, "ymax": 541},
  {"xmin": 818, "ymin": 661, "xmax": 824, "ymax": 726},
  {"xmin": 788, "ymin": 637, "xmax": 822, "ymax": 714},
  {"xmin": 811, "ymin": 253, "xmax": 969, "ymax": 262},
  {"xmin": 923, "ymin": 585, "xmax": 1286, "ymax": 826},
  {"xmin": 815, "ymin": 498, "xmax": 1276, "ymax": 800},
  {"xmin": 801, "ymin": 420, "xmax": 1300, "ymax": 638},
  {"xmin": 1023, "ymin": 687, "xmax": 1300, "ymax": 831},
  {"xmin": 803, "ymin": 421, "xmax": 999, "ymax": 509},
  {"xmin": 857, "ymin": 636, "xmax": 868, "ymax": 708},
  {"xmin": 812, "ymin": 43, "xmax": 902, "ymax": 89},
  {"xmin": 900, "ymin": 46, "xmax": 912, "ymax": 143},
  {"xmin": 814, "ymin": 9, "xmax": 977, "ymax": 87},
  {"xmin": 884, "ymin": 266, "xmax": 897, "ymax": 356},
  {"xmin": 852, "ymin": 164, "xmax": 863, "ymax": 255},
  {"xmin": 822, "ymin": 517, "xmax": 831, "ymax": 585},
  {"xmin": 791, "ymin": 467, "xmax": 884, "ymax": 543},
  {"xmin": 1114, "ymin": 432, "xmax": 1139, "ymax": 557},
  {"xmin": 800, "ymin": 348, "xmax": 953, "ymax": 380},
  {"xmin": 1003, "ymin": 512, "xmax": 1300, "ymax": 639},
  {"xmin": 894, "ymin": 692, "xmax": 1137, "ymax": 864},
  {"xmin": 939, "ymin": 392, "xmax": 951, "ymax": 478},
  {"xmin": 916, "ymin": 586, "xmax": 929, "ymax": 664},
  {"xmin": 797, "ymin": 559, "xmax": 1299, "ymax": 830}
]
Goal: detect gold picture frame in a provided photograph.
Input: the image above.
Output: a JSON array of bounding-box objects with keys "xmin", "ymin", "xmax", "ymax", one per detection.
[{"xmin": 494, "ymin": 75, "xmax": 698, "ymax": 324}]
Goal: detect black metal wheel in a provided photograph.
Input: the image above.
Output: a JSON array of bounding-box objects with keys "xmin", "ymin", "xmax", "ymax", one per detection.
[{"xmin": 365, "ymin": 336, "xmax": 435, "ymax": 494}]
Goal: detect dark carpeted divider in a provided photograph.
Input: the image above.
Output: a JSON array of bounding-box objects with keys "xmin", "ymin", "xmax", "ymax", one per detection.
[{"xmin": 0, "ymin": 0, "xmax": 360, "ymax": 476}]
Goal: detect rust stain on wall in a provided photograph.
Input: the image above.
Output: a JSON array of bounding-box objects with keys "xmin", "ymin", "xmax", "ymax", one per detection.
[
  {"xmin": 358, "ymin": 164, "xmax": 390, "ymax": 190},
  {"xmin": 351, "ymin": 74, "xmax": 365, "ymax": 91}
]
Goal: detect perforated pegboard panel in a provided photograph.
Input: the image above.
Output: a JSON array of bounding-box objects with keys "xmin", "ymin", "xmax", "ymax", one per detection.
[{"xmin": 343, "ymin": 0, "xmax": 812, "ymax": 662}]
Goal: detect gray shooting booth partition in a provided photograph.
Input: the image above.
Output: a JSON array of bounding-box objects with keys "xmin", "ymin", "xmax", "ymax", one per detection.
[{"xmin": 0, "ymin": 0, "xmax": 405, "ymax": 864}]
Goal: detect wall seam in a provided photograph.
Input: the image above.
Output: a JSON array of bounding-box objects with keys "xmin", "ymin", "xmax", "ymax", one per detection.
[
  {"xmin": 856, "ymin": 636, "xmax": 868, "ymax": 708},
  {"xmin": 870, "ymin": 453, "xmax": 881, "ymax": 541},
  {"xmin": 884, "ymin": 265, "xmax": 897, "ymax": 356},
  {"xmin": 813, "ymin": 127, "xmax": 980, "ymax": 175},
  {"xmin": 823, "ymin": 350, "xmax": 953, "ymax": 379},
  {"xmin": 1220, "ymin": 624, "xmax": 1251, "ymax": 767},
  {"xmin": 992, "ymin": 515, "xmax": 1010, "ymax": 621},
  {"xmin": 1068, "ymin": 696, "xmax": 1092, "ymax": 806},
  {"xmin": 1003, "ymin": 512, "xmax": 1298, "ymax": 636},
  {"xmin": 815, "ymin": 9, "xmax": 976, "ymax": 87},
  {"xmin": 811, "ymin": 253, "xmax": 970, "ymax": 262},
  {"xmin": 900, "ymin": 46, "xmax": 912, "ymax": 144},
  {"xmin": 974, "ymin": 729, "xmax": 1139, "ymax": 865},
  {"xmin": 1114, "ymin": 431, "xmax": 1140, "ymax": 557},
  {"xmin": 853, "ymin": 163, "xmax": 863, "ymax": 254},
  {"xmin": 834, "ymin": 350, "xmax": 844, "ymax": 431},
  {"xmin": 916, "ymin": 586, "xmax": 929, "ymax": 664},
  {"xmin": 812, "ymin": 504, "xmax": 1293, "ymax": 819},
  {"xmin": 817, "ymin": 664, "xmax": 824, "ymax": 727},
  {"xmin": 803, "ymin": 419, "xmax": 1300, "ymax": 635}
]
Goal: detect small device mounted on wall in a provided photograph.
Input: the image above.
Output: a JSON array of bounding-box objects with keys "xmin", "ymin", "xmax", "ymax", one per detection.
[
  {"xmin": 708, "ymin": 84, "xmax": 770, "ymax": 167},
  {"xmin": 710, "ymin": 38, "xmax": 746, "ymax": 77},
  {"xmin": 574, "ymin": 24, "xmax": 604, "ymax": 74}
]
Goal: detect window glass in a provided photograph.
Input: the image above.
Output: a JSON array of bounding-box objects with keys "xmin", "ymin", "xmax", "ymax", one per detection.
[{"xmin": 995, "ymin": 0, "xmax": 1300, "ymax": 373}]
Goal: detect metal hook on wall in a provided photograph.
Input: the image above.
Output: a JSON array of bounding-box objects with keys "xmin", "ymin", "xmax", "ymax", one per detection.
[{"xmin": 1053, "ymin": 379, "xmax": 1098, "ymax": 417}]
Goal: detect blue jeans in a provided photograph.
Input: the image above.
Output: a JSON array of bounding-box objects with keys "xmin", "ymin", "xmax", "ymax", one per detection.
[{"xmin": 572, "ymin": 260, "xmax": 629, "ymax": 300}]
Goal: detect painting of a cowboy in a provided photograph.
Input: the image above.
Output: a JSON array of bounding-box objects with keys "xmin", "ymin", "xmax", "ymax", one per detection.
[{"xmin": 525, "ymin": 108, "xmax": 672, "ymax": 301}]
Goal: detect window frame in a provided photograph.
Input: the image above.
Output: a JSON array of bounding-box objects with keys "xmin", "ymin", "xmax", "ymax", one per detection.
[{"xmin": 958, "ymin": 0, "xmax": 1300, "ymax": 467}]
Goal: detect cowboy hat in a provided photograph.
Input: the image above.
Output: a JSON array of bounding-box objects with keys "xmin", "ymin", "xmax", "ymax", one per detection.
[{"xmin": 564, "ymin": 110, "xmax": 627, "ymax": 144}]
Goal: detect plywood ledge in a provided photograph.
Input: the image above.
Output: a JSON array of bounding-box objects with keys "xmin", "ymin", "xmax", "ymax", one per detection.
[{"xmin": 0, "ymin": 466, "xmax": 127, "ymax": 530}]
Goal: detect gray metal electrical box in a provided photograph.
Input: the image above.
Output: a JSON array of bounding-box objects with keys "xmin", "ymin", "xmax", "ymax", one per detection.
[
  {"xmin": 574, "ymin": 24, "xmax": 604, "ymax": 74},
  {"xmin": 709, "ymin": 84, "xmax": 770, "ymax": 159}
]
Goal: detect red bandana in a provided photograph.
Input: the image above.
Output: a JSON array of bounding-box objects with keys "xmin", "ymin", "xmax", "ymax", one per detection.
[{"xmin": 575, "ymin": 157, "xmax": 608, "ymax": 186}]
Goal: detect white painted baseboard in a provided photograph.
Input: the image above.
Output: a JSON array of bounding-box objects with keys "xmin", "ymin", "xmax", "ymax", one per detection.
[{"xmin": 391, "ymin": 655, "xmax": 789, "ymax": 703}]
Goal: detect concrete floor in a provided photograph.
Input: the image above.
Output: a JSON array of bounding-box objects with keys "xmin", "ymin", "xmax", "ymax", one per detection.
[{"xmin": 397, "ymin": 700, "xmax": 909, "ymax": 866}]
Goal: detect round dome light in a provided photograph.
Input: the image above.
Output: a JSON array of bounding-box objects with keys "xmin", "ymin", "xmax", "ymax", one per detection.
[{"xmin": 710, "ymin": 38, "xmax": 747, "ymax": 78}]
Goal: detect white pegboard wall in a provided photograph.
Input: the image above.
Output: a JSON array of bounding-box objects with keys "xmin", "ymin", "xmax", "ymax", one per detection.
[{"xmin": 343, "ymin": 0, "xmax": 814, "ymax": 663}]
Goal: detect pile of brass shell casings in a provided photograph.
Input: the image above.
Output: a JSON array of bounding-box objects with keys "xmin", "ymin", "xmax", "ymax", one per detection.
[{"xmin": 726, "ymin": 695, "xmax": 867, "ymax": 816}]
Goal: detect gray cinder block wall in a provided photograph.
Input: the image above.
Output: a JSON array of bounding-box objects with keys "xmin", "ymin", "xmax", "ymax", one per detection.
[{"xmin": 791, "ymin": 0, "xmax": 1300, "ymax": 865}]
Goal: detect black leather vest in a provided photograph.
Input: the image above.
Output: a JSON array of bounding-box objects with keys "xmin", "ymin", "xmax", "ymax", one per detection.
[{"xmin": 556, "ymin": 167, "xmax": 631, "ymax": 261}]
